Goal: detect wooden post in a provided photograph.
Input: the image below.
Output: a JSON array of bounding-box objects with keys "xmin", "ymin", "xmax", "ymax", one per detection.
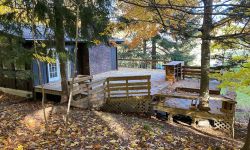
[
  {"xmin": 44, "ymin": 93, "xmax": 47, "ymax": 102},
  {"xmin": 0, "ymin": 61, "xmax": 3, "ymax": 87},
  {"xmin": 147, "ymin": 77, "xmax": 151, "ymax": 98},
  {"xmin": 11, "ymin": 63, "xmax": 16, "ymax": 89},
  {"xmin": 107, "ymin": 78, "xmax": 110, "ymax": 102},
  {"xmin": 103, "ymin": 80, "xmax": 106, "ymax": 103},
  {"xmin": 34, "ymin": 91, "xmax": 37, "ymax": 101},
  {"xmin": 87, "ymin": 83, "xmax": 91, "ymax": 109},
  {"xmin": 191, "ymin": 117, "xmax": 197, "ymax": 127},
  {"xmin": 168, "ymin": 114, "xmax": 173, "ymax": 123},
  {"xmin": 126, "ymin": 79, "xmax": 129, "ymax": 99},
  {"xmin": 25, "ymin": 63, "xmax": 32, "ymax": 91},
  {"xmin": 242, "ymin": 118, "xmax": 250, "ymax": 150},
  {"xmin": 231, "ymin": 103, "xmax": 236, "ymax": 138}
]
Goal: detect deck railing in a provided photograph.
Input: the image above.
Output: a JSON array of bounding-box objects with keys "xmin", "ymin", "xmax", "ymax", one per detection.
[
  {"xmin": 103, "ymin": 75, "xmax": 152, "ymax": 113},
  {"xmin": 106, "ymin": 75, "xmax": 151, "ymax": 99},
  {"xmin": 182, "ymin": 66, "xmax": 221, "ymax": 79},
  {"xmin": 69, "ymin": 75, "xmax": 106, "ymax": 109},
  {"xmin": 118, "ymin": 58, "xmax": 168, "ymax": 69}
]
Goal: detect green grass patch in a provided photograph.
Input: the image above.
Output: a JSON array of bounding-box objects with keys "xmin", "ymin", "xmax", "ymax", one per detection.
[
  {"xmin": 236, "ymin": 87, "xmax": 250, "ymax": 109},
  {"xmin": 221, "ymin": 87, "xmax": 250, "ymax": 109}
]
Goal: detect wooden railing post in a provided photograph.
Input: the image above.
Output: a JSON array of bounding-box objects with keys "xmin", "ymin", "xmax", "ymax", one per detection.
[
  {"xmin": 11, "ymin": 63, "xmax": 17, "ymax": 89},
  {"xmin": 87, "ymin": 79, "xmax": 91, "ymax": 109},
  {"xmin": 126, "ymin": 78, "xmax": 129, "ymax": 99},
  {"xmin": 0, "ymin": 61, "xmax": 3, "ymax": 87},
  {"xmin": 103, "ymin": 80, "xmax": 106, "ymax": 103},
  {"xmin": 107, "ymin": 78, "xmax": 110, "ymax": 101},
  {"xmin": 147, "ymin": 77, "xmax": 151, "ymax": 98}
]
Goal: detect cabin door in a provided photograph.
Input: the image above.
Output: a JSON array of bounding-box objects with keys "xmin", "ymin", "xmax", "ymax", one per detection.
[
  {"xmin": 77, "ymin": 43, "xmax": 90, "ymax": 75},
  {"xmin": 47, "ymin": 50, "xmax": 61, "ymax": 82}
]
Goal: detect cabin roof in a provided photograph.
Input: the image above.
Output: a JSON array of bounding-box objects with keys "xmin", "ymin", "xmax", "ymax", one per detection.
[
  {"xmin": 0, "ymin": 25, "xmax": 124, "ymax": 44},
  {"xmin": 0, "ymin": 25, "xmax": 76, "ymax": 42}
]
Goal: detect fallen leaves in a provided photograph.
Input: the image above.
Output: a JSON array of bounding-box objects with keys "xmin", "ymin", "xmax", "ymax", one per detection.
[
  {"xmin": 70, "ymin": 141, "xmax": 79, "ymax": 147},
  {"xmin": 93, "ymin": 143, "xmax": 101, "ymax": 149},
  {"xmin": 165, "ymin": 133, "xmax": 174, "ymax": 142},
  {"xmin": 55, "ymin": 128, "xmax": 61, "ymax": 135},
  {"xmin": 15, "ymin": 144, "xmax": 24, "ymax": 150},
  {"xmin": 0, "ymin": 92, "xmax": 244, "ymax": 149}
]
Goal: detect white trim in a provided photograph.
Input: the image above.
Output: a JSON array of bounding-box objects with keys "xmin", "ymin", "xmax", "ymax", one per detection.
[
  {"xmin": 47, "ymin": 48, "xmax": 61, "ymax": 82},
  {"xmin": 67, "ymin": 60, "xmax": 71, "ymax": 78}
]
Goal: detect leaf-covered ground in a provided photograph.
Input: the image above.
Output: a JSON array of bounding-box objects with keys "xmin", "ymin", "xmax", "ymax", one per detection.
[{"xmin": 0, "ymin": 92, "xmax": 247, "ymax": 150}]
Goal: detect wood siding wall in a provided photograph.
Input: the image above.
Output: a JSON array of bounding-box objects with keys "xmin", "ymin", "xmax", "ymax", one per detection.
[{"xmin": 88, "ymin": 44, "xmax": 117, "ymax": 75}]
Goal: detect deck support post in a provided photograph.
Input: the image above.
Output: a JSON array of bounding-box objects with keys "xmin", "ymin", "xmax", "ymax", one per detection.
[
  {"xmin": 33, "ymin": 91, "xmax": 37, "ymax": 101},
  {"xmin": 191, "ymin": 117, "xmax": 197, "ymax": 127},
  {"xmin": 168, "ymin": 114, "xmax": 173, "ymax": 123},
  {"xmin": 44, "ymin": 94, "xmax": 47, "ymax": 102},
  {"xmin": 103, "ymin": 81, "xmax": 106, "ymax": 103}
]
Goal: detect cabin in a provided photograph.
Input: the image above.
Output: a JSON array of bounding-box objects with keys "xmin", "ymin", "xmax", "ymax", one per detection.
[
  {"xmin": 0, "ymin": 26, "xmax": 119, "ymax": 95},
  {"xmin": 32, "ymin": 42, "xmax": 118, "ymax": 86}
]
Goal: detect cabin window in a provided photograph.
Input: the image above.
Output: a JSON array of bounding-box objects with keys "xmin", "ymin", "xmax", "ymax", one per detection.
[{"xmin": 49, "ymin": 63, "xmax": 58, "ymax": 78}]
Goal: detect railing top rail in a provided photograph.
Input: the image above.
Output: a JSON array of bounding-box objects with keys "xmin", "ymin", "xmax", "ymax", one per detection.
[
  {"xmin": 183, "ymin": 66, "xmax": 222, "ymax": 70},
  {"xmin": 118, "ymin": 58, "xmax": 168, "ymax": 62},
  {"xmin": 107, "ymin": 75, "xmax": 151, "ymax": 81},
  {"xmin": 68, "ymin": 75, "xmax": 92, "ymax": 84}
]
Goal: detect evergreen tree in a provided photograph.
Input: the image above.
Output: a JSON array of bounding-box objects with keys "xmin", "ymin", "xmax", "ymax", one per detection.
[{"xmin": 119, "ymin": 0, "xmax": 250, "ymax": 109}]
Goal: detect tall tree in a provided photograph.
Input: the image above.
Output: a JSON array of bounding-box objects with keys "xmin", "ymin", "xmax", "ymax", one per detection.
[
  {"xmin": 242, "ymin": 119, "xmax": 250, "ymax": 150},
  {"xmin": 151, "ymin": 37, "xmax": 157, "ymax": 69},
  {"xmin": 66, "ymin": 5, "xmax": 80, "ymax": 125},
  {"xmin": 199, "ymin": 0, "xmax": 213, "ymax": 110},
  {"xmin": 143, "ymin": 39, "xmax": 147, "ymax": 55},
  {"xmin": 31, "ymin": 1, "xmax": 48, "ymax": 129},
  {"xmin": 119, "ymin": 0, "xmax": 250, "ymax": 110},
  {"xmin": 158, "ymin": 36, "xmax": 196, "ymax": 64},
  {"xmin": 54, "ymin": 0, "xmax": 68, "ymax": 101},
  {"xmin": 80, "ymin": 0, "xmax": 111, "ymax": 43}
]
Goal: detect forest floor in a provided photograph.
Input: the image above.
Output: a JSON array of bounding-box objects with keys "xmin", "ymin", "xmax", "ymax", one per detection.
[{"xmin": 0, "ymin": 92, "xmax": 247, "ymax": 150}]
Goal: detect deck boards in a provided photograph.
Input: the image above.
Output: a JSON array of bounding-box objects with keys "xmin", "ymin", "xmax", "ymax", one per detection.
[
  {"xmin": 163, "ymin": 98, "xmax": 223, "ymax": 114},
  {"xmin": 34, "ymin": 82, "xmax": 62, "ymax": 95},
  {"xmin": 34, "ymin": 68, "xmax": 220, "ymax": 96}
]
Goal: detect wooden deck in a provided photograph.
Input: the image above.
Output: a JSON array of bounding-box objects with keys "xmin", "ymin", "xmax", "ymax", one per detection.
[
  {"xmin": 34, "ymin": 82, "xmax": 62, "ymax": 96},
  {"xmin": 34, "ymin": 68, "xmax": 168, "ymax": 96},
  {"xmin": 34, "ymin": 67, "xmax": 221, "ymax": 97},
  {"xmin": 33, "ymin": 67, "xmax": 235, "ymax": 136},
  {"xmin": 93, "ymin": 68, "xmax": 167, "ymax": 95}
]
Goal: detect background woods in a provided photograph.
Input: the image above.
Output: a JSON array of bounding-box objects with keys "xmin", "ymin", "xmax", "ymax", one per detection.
[{"xmin": 118, "ymin": 0, "xmax": 250, "ymax": 109}]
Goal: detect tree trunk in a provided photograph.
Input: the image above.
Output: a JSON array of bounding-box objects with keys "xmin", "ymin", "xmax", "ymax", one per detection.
[
  {"xmin": 66, "ymin": 6, "xmax": 80, "ymax": 125},
  {"xmin": 151, "ymin": 38, "xmax": 156, "ymax": 69},
  {"xmin": 242, "ymin": 118, "xmax": 250, "ymax": 150},
  {"xmin": 31, "ymin": 1, "xmax": 48, "ymax": 129},
  {"xmin": 0, "ymin": 60, "xmax": 3, "ymax": 87},
  {"xmin": 143, "ymin": 40, "xmax": 147, "ymax": 68},
  {"xmin": 143, "ymin": 39, "xmax": 147, "ymax": 55},
  {"xmin": 199, "ymin": 0, "xmax": 213, "ymax": 111},
  {"xmin": 54, "ymin": 0, "xmax": 68, "ymax": 102}
]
